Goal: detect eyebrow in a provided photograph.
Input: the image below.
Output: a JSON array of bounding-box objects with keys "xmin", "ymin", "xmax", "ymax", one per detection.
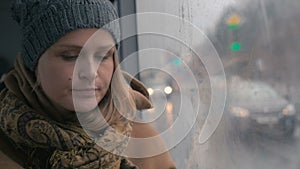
[
  {"xmin": 85, "ymin": 45, "xmax": 115, "ymax": 55},
  {"xmin": 94, "ymin": 47, "xmax": 114, "ymax": 56},
  {"xmin": 94, "ymin": 45, "xmax": 115, "ymax": 51},
  {"xmin": 54, "ymin": 44, "xmax": 82, "ymax": 49},
  {"xmin": 55, "ymin": 44, "xmax": 114, "ymax": 51}
]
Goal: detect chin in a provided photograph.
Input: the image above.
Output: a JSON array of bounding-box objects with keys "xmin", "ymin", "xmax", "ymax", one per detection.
[{"xmin": 73, "ymin": 98, "xmax": 99, "ymax": 113}]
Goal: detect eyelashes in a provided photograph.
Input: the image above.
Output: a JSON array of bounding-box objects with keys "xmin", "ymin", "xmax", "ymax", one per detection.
[
  {"xmin": 60, "ymin": 54, "xmax": 111, "ymax": 62},
  {"xmin": 61, "ymin": 55, "xmax": 78, "ymax": 61},
  {"xmin": 60, "ymin": 48, "xmax": 114, "ymax": 62}
]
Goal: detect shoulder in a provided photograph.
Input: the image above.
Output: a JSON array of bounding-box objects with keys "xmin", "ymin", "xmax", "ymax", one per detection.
[
  {"xmin": 130, "ymin": 122, "xmax": 158, "ymax": 138},
  {"xmin": 0, "ymin": 128, "xmax": 24, "ymax": 168},
  {"xmin": 129, "ymin": 122, "xmax": 177, "ymax": 169},
  {"xmin": 0, "ymin": 151, "xmax": 23, "ymax": 169},
  {"xmin": 0, "ymin": 151, "xmax": 22, "ymax": 169}
]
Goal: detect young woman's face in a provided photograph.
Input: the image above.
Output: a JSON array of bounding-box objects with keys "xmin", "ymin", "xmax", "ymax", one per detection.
[{"xmin": 37, "ymin": 28, "xmax": 115, "ymax": 112}]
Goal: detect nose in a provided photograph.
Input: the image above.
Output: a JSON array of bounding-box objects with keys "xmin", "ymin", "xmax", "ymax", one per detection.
[
  {"xmin": 77, "ymin": 57, "xmax": 98, "ymax": 82},
  {"xmin": 78, "ymin": 68, "xmax": 97, "ymax": 81}
]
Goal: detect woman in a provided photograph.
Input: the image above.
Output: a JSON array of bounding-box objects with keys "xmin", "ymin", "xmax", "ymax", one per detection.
[{"xmin": 0, "ymin": 0, "xmax": 177, "ymax": 168}]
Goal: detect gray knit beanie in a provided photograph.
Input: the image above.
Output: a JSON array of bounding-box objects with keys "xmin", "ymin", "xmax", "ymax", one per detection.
[{"xmin": 11, "ymin": 0, "xmax": 120, "ymax": 72}]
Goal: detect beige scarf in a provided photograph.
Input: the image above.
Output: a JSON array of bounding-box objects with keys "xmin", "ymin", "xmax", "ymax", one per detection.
[{"xmin": 0, "ymin": 55, "xmax": 151, "ymax": 168}]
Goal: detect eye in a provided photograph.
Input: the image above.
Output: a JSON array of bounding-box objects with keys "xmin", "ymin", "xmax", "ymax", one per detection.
[
  {"xmin": 94, "ymin": 48, "xmax": 114, "ymax": 61},
  {"xmin": 102, "ymin": 55, "xmax": 110, "ymax": 60},
  {"xmin": 61, "ymin": 55, "xmax": 78, "ymax": 61},
  {"xmin": 95, "ymin": 53, "xmax": 110, "ymax": 61}
]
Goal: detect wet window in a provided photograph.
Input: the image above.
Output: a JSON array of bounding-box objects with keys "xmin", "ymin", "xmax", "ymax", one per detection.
[
  {"xmin": 0, "ymin": 0, "xmax": 299, "ymax": 168},
  {"xmin": 135, "ymin": 0, "xmax": 300, "ymax": 168}
]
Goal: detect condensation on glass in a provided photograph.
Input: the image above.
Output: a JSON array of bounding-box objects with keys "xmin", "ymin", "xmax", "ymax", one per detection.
[{"xmin": 136, "ymin": 0, "xmax": 300, "ymax": 169}]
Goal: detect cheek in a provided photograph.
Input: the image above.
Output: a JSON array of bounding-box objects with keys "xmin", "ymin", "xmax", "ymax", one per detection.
[
  {"xmin": 38, "ymin": 59, "xmax": 73, "ymax": 98},
  {"xmin": 41, "ymin": 68, "xmax": 70, "ymax": 91},
  {"xmin": 99, "ymin": 62, "xmax": 114, "ymax": 86}
]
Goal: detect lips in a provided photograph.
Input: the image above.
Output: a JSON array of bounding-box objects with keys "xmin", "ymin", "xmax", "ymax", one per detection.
[
  {"xmin": 72, "ymin": 88, "xmax": 100, "ymax": 97},
  {"xmin": 73, "ymin": 88, "xmax": 99, "ymax": 91}
]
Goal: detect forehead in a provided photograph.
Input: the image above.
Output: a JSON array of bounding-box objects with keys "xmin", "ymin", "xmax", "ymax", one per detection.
[{"xmin": 52, "ymin": 28, "xmax": 115, "ymax": 50}]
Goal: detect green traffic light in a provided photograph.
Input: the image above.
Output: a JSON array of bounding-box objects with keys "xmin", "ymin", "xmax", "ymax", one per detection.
[
  {"xmin": 173, "ymin": 58, "xmax": 181, "ymax": 66},
  {"xmin": 230, "ymin": 42, "xmax": 241, "ymax": 52},
  {"xmin": 227, "ymin": 24, "xmax": 240, "ymax": 30}
]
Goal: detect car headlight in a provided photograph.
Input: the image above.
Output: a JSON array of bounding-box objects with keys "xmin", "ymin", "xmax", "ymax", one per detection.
[
  {"xmin": 281, "ymin": 104, "xmax": 296, "ymax": 116},
  {"xmin": 147, "ymin": 87, "xmax": 154, "ymax": 96},
  {"xmin": 164, "ymin": 86, "xmax": 173, "ymax": 95},
  {"xmin": 230, "ymin": 106, "xmax": 250, "ymax": 117}
]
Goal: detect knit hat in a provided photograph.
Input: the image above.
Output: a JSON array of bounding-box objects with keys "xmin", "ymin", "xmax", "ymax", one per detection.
[{"xmin": 11, "ymin": 0, "xmax": 120, "ymax": 72}]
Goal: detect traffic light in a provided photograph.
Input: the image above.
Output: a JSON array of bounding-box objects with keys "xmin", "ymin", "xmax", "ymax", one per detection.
[
  {"xmin": 230, "ymin": 41, "xmax": 241, "ymax": 52},
  {"xmin": 173, "ymin": 58, "xmax": 182, "ymax": 66},
  {"xmin": 226, "ymin": 14, "xmax": 241, "ymax": 30},
  {"xmin": 227, "ymin": 13, "xmax": 242, "ymax": 52}
]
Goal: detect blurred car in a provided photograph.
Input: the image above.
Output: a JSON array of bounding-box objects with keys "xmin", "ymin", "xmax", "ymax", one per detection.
[
  {"xmin": 226, "ymin": 76, "xmax": 296, "ymax": 138},
  {"xmin": 139, "ymin": 70, "xmax": 178, "ymax": 98},
  {"xmin": 147, "ymin": 84, "xmax": 173, "ymax": 97}
]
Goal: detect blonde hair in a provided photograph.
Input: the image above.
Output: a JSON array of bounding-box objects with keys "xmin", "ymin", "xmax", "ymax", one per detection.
[{"xmin": 79, "ymin": 48, "xmax": 137, "ymax": 131}]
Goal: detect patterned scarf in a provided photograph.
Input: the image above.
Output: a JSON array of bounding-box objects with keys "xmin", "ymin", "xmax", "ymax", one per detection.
[{"xmin": 0, "ymin": 56, "xmax": 151, "ymax": 168}]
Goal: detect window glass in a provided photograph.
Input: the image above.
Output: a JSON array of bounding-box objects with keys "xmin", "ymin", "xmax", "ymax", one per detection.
[{"xmin": 136, "ymin": 0, "xmax": 300, "ymax": 168}]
